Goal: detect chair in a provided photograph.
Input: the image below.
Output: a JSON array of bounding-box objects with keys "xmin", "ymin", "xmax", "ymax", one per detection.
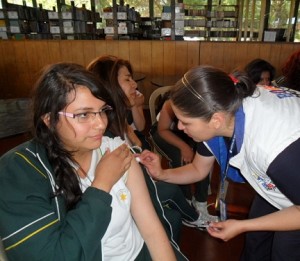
[
  {"xmin": 148, "ymin": 86, "xmax": 172, "ymax": 157},
  {"xmin": 148, "ymin": 85, "xmax": 172, "ymax": 125}
]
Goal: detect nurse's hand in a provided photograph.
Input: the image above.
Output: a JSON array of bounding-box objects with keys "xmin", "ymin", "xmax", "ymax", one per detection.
[
  {"xmin": 137, "ymin": 150, "xmax": 164, "ymax": 181},
  {"xmin": 207, "ymin": 219, "xmax": 244, "ymax": 242}
]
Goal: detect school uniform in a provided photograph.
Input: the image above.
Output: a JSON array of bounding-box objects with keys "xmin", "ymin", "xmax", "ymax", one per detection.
[{"xmin": 0, "ymin": 137, "xmax": 187, "ymax": 261}]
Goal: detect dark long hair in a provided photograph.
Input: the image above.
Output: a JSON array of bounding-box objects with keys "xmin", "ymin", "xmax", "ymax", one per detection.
[
  {"xmin": 170, "ymin": 65, "xmax": 256, "ymax": 121},
  {"xmin": 282, "ymin": 50, "xmax": 300, "ymax": 91},
  {"xmin": 244, "ymin": 58, "xmax": 275, "ymax": 84},
  {"xmin": 32, "ymin": 62, "xmax": 113, "ymax": 210},
  {"xmin": 87, "ymin": 55, "xmax": 133, "ymax": 138}
]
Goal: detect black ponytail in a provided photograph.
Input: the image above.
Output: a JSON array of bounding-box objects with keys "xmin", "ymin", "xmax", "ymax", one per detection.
[{"xmin": 170, "ymin": 65, "xmax": 256, "ymax": 120}]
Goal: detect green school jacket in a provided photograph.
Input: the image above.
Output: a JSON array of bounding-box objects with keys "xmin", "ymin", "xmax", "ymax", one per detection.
[
  {"xmin": 0, "ymin": 139, "xmax": 187, "ymax": 261},
  {"xmin": 0, "ymin": 139, "xmax": 113, "ymax": 261}
]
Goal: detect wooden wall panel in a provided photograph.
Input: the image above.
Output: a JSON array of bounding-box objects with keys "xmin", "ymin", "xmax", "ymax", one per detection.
[
  {"xmin": 0, "ymin": 42, "xmax": 5, "ymax": 97},
  {"xmin": 0, "ymin": 42, "xmax": 14, "ymax": 98},
  {"xmin": 243, "ymin": 43, "xmax": 261, "ymax": 68},
  {"xmin": 25, "ymin": 41, "xmax": 50, "ymax": 90},
  {"xmin": 187, "ymin": 42, "xmax": 200, "ymax": 69},
  {"xmin": 48, "ymin": 41, "xmax": 62, "ymax": 63},
  {"xmin": 151, "ymin": 41, "xmax": 164, "ymax": 77},
  {"xmin": 199, "ymin": 42, "xmax": 213, "ymax": 67},
  {"xmin": 94, "ymin": 40, "xmax": 109, "ymax": 59},
  {"xmin": 82, "ymin": 40, "xmax": 96, "ymax": 66},
  {"xmin": 10, "ymin": 42, "xmax": 29, "ymax": 98},
  {"xmin": 175, "ymin": 41, "xmax": 187, "ymax": 77},
  {"xmin": 163, "ymin": 42, "xmax": 176, "ymax": 76},
  {"xmin": 139, "ymin": 41, "xmax": 152, "ymax": 75},
  {"xmin": 222, "ymin": 42, "xmax": 239, "ymax": 72},
  {"xmin": 129, "ymin": 41, "xmax": 141, "ymax": 73},
  {"xmin": 117, "ymin": 41, "xmax": 129, "ymax": 61},
  {"xmin": 0, "ymin": 40, "xmax": 299, "ymax": 100},
  {"xmin": 105, "ymin": 40, "xmax": 120, "ymax": 57}
]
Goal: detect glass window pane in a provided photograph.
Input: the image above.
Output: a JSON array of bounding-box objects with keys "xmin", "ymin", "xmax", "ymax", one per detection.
[
  {"xmin": 36, "ymin": 0, "xmax": 57, "ymax": 10},
  {"xmin": 154, "ymin": 0, "xmax": 170, "ymax": 17},
  {"xmin": 65, "ymin": 0, "xmax": 91, "ymax": 10},
  {"xmin": 124, "ymin": 0, "xmax": 149, "ymax": 17},
  {"xmin": 295, "ymin": 4, "xmax": 300, "ymax": 42},
  {"xmin": 269, "ymin": 0, "xmax": 291, "ymax": 29},
  {"xmin": 97, "ymin": 0, "xmax": 148, "ymax": 17},
  {"xmin": 7, "ymin": 0, "xmax": 33, "ymax": 7}
]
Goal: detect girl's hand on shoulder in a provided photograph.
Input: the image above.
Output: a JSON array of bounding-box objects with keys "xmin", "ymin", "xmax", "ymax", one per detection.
[
  {"xmin": 137, "ymin": 150, "xmax": 164, "ymax": 180},
  {"xmin": 92, "ymin": 144, "xmax": 133, "ymax": 192}
]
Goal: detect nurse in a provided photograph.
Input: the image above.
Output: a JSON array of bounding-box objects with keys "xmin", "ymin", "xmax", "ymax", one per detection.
[{"xmin": 139, "ymin": 65, "xmax": 300, "ymax": 261}]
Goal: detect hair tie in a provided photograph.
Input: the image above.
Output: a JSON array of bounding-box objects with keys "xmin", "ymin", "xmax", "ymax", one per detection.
[{"xmin": 229, "ymin": 74, "xmax": 239, "ymax": 85}]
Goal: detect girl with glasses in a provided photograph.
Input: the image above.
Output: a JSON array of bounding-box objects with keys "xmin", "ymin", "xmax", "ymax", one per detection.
[{"xmin": 0, "ymin": 63, "xmax": 183, "ymax": 261}]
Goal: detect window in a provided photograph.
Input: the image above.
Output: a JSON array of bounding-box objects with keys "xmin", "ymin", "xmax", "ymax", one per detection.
[
  {"xmin": 65, "ymin": 0, "xmax": 91, "ymax": 10},
  {"xmin": 154, "ymin": 0, "xmax": 170, "ymax": 17},
  {"xmin": 7, "ymin": 0, "xmax": 33, "ymax": 7},
  {"xmin": 295, "ymin": 3, "xmax": 300, "ymax": 42},
  {"xmin": 36, "ymin": 0, "xmax": 57, "ymax": 10},
  {"xmin": 125, "ymin": 0, "xmax": 149, "ymax": 17}
]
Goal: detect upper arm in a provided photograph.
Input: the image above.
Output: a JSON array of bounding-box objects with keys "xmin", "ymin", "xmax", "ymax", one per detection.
[
  {"xmin": 126, "ymin": 159, "xmax": 159, "ymax": 227},
  {"xmin": 267, "ymin": 139, "xmax": 300, "ymax": 205},
  {"xmin": 126, "ymin": 159, "xmax": 167, "ymax": 240},
  {"xmin": 157, "ymin": 100, "xmax": 175, "ymax": 132},
  {"xmin": 193, "ymin": 152, "xmax": 215, "ymax": 179}
]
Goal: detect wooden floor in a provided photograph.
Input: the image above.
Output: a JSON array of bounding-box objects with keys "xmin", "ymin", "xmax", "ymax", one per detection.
[{"xmin": 178, "ymin": 175, "xmax": 255, "ymax": 261}]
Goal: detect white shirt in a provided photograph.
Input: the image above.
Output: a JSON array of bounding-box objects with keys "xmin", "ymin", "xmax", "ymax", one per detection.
[
  {"xmin": 80, "ymin": 136, "xmax": 144, "ymax": 261},
  {"xmin": 230, "ymin": 86, "xmax": 300, "ymax": 209}
]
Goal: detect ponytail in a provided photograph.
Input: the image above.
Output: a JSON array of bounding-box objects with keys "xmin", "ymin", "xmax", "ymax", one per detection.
[
  {"xmin": 231, "ymin": 70, "xmax": 257, "ymax": 99},
  {"xmin": 170, "ymin": 65, "xmax": 256, "ymax": 120}
]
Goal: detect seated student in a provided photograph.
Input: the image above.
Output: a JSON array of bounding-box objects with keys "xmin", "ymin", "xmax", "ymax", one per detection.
[
  {"xmin": 87, "ymin": 54, "xmax": 149, "ymax": 150},
  {"xmin": 0, "ymin": 62, "xmax": 184, "ymax": 261},
  {"xmin": 87, "ymin": 55, "xmax": 208, "ymax": 240},
  {"xmin": 150, "ymin": 95, "xmax": 218, "ymax": 227},
  {"xmin": 244, "ymin": 58, "xmax": 276, "ymax": 86}
]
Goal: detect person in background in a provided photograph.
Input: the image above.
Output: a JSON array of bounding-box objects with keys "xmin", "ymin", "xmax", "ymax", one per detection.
[
  {"xmin": 244, "ymin": 58, "xmax": 275, "ymax": 86},
  {"xmin": 0, "ymin": 62, "xmax": 182, "ymax": 261},
  {"xmin": 275, "ymin": 49, "xmax": 300, "ymax": 91},
  {"xmin": 139, "ymin": 65, "xmax": 300, "ymax": 261},
  {"xmin": 150, "ymin": 94, "xmax": 218, "ymax": 227},
  {"xmin": 87, "ymin": 55, "xmax": 149, "ymax": 150}
]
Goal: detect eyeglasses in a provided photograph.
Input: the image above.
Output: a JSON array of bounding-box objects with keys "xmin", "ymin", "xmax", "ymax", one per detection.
[{"xmin": 58, "ymin": 105, "xmax": 113, "ymax": 123}]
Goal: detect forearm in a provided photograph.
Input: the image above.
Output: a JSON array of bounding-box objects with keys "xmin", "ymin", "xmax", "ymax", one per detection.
[
  {"xmin": 159, "ymin": 129, "xmax": 191, "ymax": 151},
  {"xmin": 162, "ymin": 163, "xmax": 208, "ymax": 184},
  {"xmin": 144, "ymin": 224, "xmax": 176, "ymax": 261},
  {"xmin": 131, "ymin": 106, "xmax": 145, "ymax": 131},
  {"xmin": 126, "ymin": 125, "xmax": 142, "ymax": 147},
  {"xmin": 241, "ymin": 205, "xmax": 300, "ymax": 232}
]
